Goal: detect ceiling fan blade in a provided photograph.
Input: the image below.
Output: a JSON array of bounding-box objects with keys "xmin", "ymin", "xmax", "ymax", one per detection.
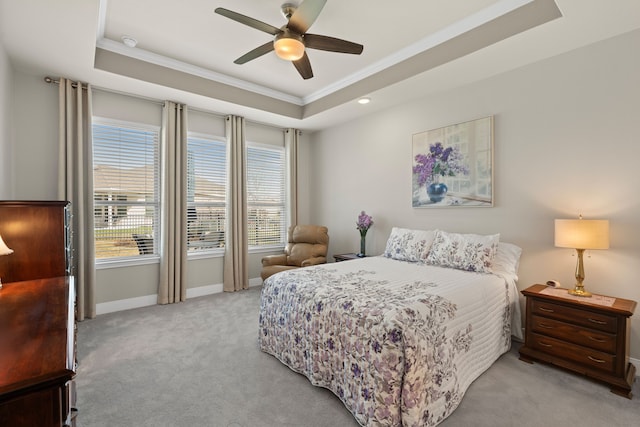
[
  {"xmin": 292, "ymin": 52, "xmax": 313, "ymax": 80},
  {"xmin": 304, "ymin": 34, "xmax": 364, "ymax": 55},
  {"xmin": 214, "ymin": 7, "xmax": 281, "ymax": 35},
  {"xmin": 234, "ymin": 42, "xmax": 274, "ymax": 64},
  {"xmin": 287, "ymin": 0, "xmax": 327, "ymax": 34}
]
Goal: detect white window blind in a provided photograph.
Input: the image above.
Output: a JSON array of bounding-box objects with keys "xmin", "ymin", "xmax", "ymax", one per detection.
[
  {"xmin": 92, "ymin": 119, "xmax": 160, "ymax": 259},
  {"xmin": 186, "ymin": 134, "xmax": 226, "ymax": 252},
  {"xmin": 247, "ymin": 143, "xmax": 286, "ymax": 248}
]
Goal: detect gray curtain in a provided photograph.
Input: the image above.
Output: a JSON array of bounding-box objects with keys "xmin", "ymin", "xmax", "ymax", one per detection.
[
  {"xmin": 223, "ymin": 115, "xmax": 248, "ymax": 292},
  {"xmin": 58, "ymin": 78, "xmax": 96, "ymax": 320},
  {"xmin": 158, "ymin": 101, "xmax": 188, "ymax": 304},
  {"xmin": 285, "ymin": 128, "xmax": 299, "ymax": 228}
]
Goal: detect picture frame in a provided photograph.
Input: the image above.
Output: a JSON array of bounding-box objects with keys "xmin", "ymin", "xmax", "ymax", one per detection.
[{"xmin": 412, "ymin": 116, "xmax": 494, "ymax": 208}]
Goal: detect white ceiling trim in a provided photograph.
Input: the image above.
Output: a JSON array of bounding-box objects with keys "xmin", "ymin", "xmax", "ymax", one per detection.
[
  {"xmin": 302, "ymin": 0, "xmax": 535, "ymax": 104},
  {"xmin": 96, "ymin": 0, "xmax": 534, "ymax": 108},
  {"xmin": 95, "ymin": 38, "xmax": 305, "ymax": 105}
]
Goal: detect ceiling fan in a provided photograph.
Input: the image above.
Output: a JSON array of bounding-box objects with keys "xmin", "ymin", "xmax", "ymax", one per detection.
[{"xmin": 214, "ymin": 0, "xmax": 363, "ymax": 80}]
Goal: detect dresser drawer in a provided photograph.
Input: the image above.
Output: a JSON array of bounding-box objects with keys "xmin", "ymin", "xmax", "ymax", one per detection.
[
  {"xmin": 531, "ymin": 299, "xmax": 617, "ymax": 333},
  {"xmin": 530, "ymin": 332, "xmax": 616, "ymax": 373},
  {"xmin": 531, "ymin": 315, "xmax": 616, "ymax": 353}
]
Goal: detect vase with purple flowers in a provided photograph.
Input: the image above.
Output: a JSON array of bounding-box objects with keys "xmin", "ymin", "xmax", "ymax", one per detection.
[{"xmin": 356, "ymin": 211, "xmax": 373, "ymax": 257}]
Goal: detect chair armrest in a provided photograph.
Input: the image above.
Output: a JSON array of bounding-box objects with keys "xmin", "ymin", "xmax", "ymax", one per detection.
[
  {"xmin": 262, "ymin": 254, "xmax": 287, "ymax": 267},
  {"xmin": 301, "ymin": 256, "xmax": 326, "ymax": 267}
]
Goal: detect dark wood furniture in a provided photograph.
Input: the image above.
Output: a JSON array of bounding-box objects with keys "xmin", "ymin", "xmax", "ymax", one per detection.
[
  {"xmin": 0, "ymin": 276, "xmax": 77, "ymax": 426},
  {"xmin": 333, "ymin": 253, "xmax": 363, "ymax": 262},
  {"xmin": 519, "ymin": 284, "xmax": 637, "ymax": 398},
  {"xmin": 0, "ymin": 200, "xmax": 71, "ymax": 283}
]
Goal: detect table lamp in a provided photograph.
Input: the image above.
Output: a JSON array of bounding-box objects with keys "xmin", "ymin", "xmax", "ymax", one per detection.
[
  {"xmin": 554, "ymin": 216, "xmax": 609, "ymax": 297},
  {"xmin": 0, "ymin": 233, "xmax": 14, "ymax": 289}
]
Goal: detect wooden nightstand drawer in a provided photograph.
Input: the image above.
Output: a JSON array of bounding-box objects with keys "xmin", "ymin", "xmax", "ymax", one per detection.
[
  {"xmin": 530, "ymin": 332, "xmax": 616, "ymax": 373},
  {"xmin": 519, "ymin": 284, "xmax": 637, "ymax": 398},
  {"xmin": 531, "ymin": 299, "xmax": 617, "ymax": 333},
  {"xmin": 531, "ymin": 315, "xmax": 616, "ymax": 353}
]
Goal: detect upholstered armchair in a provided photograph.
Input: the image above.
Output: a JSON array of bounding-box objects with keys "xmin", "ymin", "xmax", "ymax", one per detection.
[{"xmin": 261, "ymin": 225, "xmax": 329, "ymax": 281}]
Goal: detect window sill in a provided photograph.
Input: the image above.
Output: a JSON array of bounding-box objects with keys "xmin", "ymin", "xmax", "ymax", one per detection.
[
  {"xmin": 249, "ymin": 245, "xmax": 285, "ymax": 255},
  {"xmin": 96, "ymin": 255, "xmax": 160, "ymax": 269}
]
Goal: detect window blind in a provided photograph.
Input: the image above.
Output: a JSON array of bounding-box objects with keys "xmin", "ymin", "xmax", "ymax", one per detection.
[
  {"xmin": 247, "ymin": 143, "xmax": 286, "ymax": 248},
  {"xmin": 186, "ymin": 134, "xmax": 227, "ymax": 252},
  {"xmin": 92, "ymin": 119, "xmax": 160, "ymax": 259}
]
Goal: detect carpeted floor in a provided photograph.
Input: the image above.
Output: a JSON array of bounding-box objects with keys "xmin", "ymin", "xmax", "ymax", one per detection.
[{"xmin": 76, "ymin": 286, "xmax": 640, "ymax": 427}]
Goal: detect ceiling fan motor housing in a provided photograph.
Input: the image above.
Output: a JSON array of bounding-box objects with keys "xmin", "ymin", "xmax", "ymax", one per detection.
[{"xmin": 281, "ymin": 3, "xmax": 298, "ymax": 20}]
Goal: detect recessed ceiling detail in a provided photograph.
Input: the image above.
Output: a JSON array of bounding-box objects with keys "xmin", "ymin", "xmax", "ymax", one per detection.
[{"xmin": 95, "ymin": 0, "xmax": 562, "ymax": 120}]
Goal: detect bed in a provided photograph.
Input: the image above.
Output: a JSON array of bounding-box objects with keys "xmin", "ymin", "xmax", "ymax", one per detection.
[{"xmin": 258, "ymin": 228, "xmax": 522, "ymax": 426}]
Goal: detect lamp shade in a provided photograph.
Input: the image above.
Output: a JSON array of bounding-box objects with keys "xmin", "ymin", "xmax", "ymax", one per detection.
[
  {"xmin": 554, "ymin": 219, "xmax": 609, "ymax": 250},
  {"xmin": 0, "ymin": 234, "xmax": 13, "ymax": 256}
]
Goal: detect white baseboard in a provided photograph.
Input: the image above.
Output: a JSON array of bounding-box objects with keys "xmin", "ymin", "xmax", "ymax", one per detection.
[
  {"xmin": 96, "ymin": 294, "xmax": 158, "ymax": 315},
  {"xmin": 95, "ymin": 277, "xmax": 263, "ymax": 315}
]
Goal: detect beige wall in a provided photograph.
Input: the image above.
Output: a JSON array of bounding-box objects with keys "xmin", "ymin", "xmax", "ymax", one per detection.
[
  {"xmin": 3, "ymin": 27, "xmax": 639, "ymax": 358},
  {"xmin": 0, "ymin": 43, "xmax": 12, "ymax": 198},
  {"xmin": 306, "ymin": 29, "xmax": 640, "ymax": 359}
]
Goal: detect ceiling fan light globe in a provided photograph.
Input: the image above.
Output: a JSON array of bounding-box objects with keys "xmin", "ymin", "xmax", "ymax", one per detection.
[{"xmin": 274, "ymin": 35, "xmax": 305, "ymax": 61}]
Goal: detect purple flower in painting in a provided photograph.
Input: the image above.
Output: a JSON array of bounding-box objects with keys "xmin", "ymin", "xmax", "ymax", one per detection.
[
  {"xmin": 316, "ymin": 301, "xmax": 323, "ymax": 312},
  {"xmin": 306, "ymin": 312, "xmax": 312, "ymax": 322},
  {"xmin": 372, "ymin": 341, "xmax": 382, "ymax": 353},
  {"xmin": 343, "ymin": 301, "xmax": 353, "ymax": 310},
  {"xmin": 413, "ymin": 142, "xmax": 469, "ymax": 187},
  {"xmin": 356, "ymin": 211, "xmax": 374, "ymax": 236},
  {"xmin": 362, "ymin": 388, "xmax": 371, "ymax": 400}
]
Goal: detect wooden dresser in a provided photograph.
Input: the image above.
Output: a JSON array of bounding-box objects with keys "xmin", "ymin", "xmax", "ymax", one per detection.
[
  {"xmin": 0, "ymin": 201, "xmax": 76, "ymax": 426},
  {"xmin": 519, "ymin": 284, "xmax": 637, "ymax": 398},
  {"xmin": 0, "ymin": 276, "xmax": 77, "ymax": 426},
  {"xmin": 0, "ymin": 200, "xmax": 72, "ymax": 283}
]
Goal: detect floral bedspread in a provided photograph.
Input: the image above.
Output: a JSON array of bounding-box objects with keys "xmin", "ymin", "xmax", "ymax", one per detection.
[{"xmin": 258, "ymin": 256, "xmax": 517, "ymax": 426}]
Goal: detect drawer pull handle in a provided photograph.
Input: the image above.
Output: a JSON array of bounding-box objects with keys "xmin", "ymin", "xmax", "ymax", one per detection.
[
  {"xmin": 588, "ymin": 336, "xmax": 606, "ymax": 343},
  {"xmin": 588, "ymin": 355, "xmax": 606, "ymax": 364},
  {"xmin": 538, "ymin": 341, "xmax": 552, "ymax": 348},
  {"xmin": 539, "ymin": 307, "xmax": 554, "ymax": 313},
  {"xmin": 588, "ymin": 318, "xmax": 607, "ymax": 325},
  {"xmin": 538, "ymin": 323, "xmax": 553, "ymax": 329}
]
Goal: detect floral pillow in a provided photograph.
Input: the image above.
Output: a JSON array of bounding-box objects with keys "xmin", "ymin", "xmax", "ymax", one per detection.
[
  {"xmin": 383, "ymin": 227, "xmax": 436, "ymax": 263},
  {"xmin": 426, "ymin": 230, "xmax": 500, "ymax": 273}
]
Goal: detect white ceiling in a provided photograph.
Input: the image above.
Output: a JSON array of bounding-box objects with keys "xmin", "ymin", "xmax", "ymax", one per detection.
[{"xmin": 1, "ymin": 0, "xmax": 639, "ymax": 132}]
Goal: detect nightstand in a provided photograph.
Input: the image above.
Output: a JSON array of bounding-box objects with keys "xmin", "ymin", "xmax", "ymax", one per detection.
[
  {"xmin": 333, "ymin": 253, "xmax": 363, "ymax": 262},
  {"xmin": 519, "ymin": 284, "xmax": 637, "ymax": 398}
]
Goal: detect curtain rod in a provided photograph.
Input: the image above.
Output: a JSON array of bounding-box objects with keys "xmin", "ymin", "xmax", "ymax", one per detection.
[
  {"xmin": 43, "ymin": 77, "xmax": 299, "ymax": 133},
  {"xmin": 44, "ymin": 76, "xmax": 88, "ymax": 90}
]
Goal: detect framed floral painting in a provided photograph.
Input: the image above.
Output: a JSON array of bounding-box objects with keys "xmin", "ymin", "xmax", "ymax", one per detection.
[{"xmin": 412, "ymin": 116, "xmax": 494, "ymax": 208}]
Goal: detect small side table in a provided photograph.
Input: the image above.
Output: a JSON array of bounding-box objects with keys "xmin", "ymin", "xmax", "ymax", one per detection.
[
  {"xmin": 519, "ymin": 284, "xmax": 637, "ymax": 398},
  {"xmin": 333, "ymin": 253, "xmax": 363, "ymax": 262}
]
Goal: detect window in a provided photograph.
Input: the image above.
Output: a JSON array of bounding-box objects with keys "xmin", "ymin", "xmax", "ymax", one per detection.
[
  {"xmin": 442, "ymin": 119, "xmax": 492, "ymax": 202},
  {"xmin": 246, "ymin": 143, "xmax": 286, "ymax": 248},
  {"xmin": 92, "ymin": 119, "xmax": 160, "ymax": 259},
  {"xmin": 186, "ymin": 133, "xmax": 227, "ymax": 253}
]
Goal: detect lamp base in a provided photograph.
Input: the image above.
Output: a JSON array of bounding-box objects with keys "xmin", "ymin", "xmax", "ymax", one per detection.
[{"xmin": 568, "ymin": 286, "xmax": 592, "ymax": 297}]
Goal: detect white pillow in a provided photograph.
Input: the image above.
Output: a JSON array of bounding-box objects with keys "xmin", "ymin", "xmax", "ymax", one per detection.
[
  {"xmin": 383, "ymin": 227, "xmax": 436, "ymax": 263},
  {"xmin": 426, "ymin": 230, "xmax": 500, "ymax": 273},
  {"xmin": 492, "ymin": 242, "xmax": 522, "ymax": 278}
]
